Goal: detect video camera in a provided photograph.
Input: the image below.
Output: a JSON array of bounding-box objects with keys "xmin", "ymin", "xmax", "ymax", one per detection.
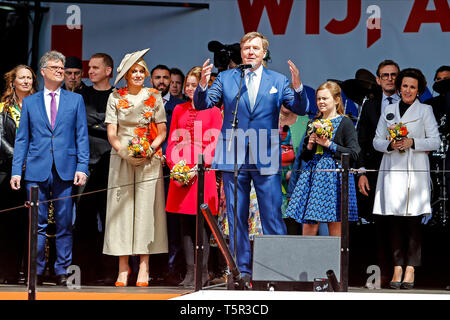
[{"xmin": 208, "ymin": 40, "xmax": 242, "ymax": 73}]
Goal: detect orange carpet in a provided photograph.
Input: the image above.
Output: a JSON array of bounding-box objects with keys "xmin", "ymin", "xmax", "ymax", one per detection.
[{"xmin": 0, "ymin": 291, "xmax": 185, "ymax": 300}]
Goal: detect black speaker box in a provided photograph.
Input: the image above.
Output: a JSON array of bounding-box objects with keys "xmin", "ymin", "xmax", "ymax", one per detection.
[{"xmin": 252, "ymin": 235, "xmax": 341, "ymax": 291}]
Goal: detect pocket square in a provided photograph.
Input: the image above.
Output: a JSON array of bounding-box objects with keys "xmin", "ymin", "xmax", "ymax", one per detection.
[{"xmin": 269, "ymin": 86, "xmax": 278, "ymax": 94}]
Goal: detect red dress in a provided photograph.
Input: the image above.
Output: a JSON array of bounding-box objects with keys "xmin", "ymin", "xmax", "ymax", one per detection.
[{"xmin": 165, "ymin": 101, "xmax": 222, "ymax": 215}]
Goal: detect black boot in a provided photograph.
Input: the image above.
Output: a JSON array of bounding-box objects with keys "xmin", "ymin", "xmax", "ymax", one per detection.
[{"xmin": 179, "ymin": 265, "xmax": 194, "ymax": 287}]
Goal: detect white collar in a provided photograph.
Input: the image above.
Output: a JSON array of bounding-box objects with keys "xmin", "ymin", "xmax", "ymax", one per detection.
[
  {"xmin": 44, "ymin": 86, "xmax": 61, "ymax": 96},
  {"xmin": 162, "ymin": 92, "xmax": 170, "ymax": 102},
  {"xmin": 245, "ymin": 64, "xmax": 263, "ymax": 78},
  {"xmin": 382, "ymin": 92, "xmax": 399, "ymax": 102}
]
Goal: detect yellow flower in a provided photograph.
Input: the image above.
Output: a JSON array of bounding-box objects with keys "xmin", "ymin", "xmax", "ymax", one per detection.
[{"xmin": 390, "ymin": 130, "xmax": 396, "ymax": 139}]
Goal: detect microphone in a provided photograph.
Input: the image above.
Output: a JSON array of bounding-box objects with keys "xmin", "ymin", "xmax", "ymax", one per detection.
[{"xmin": 236, "ymin": 63, "xmax": 254, "ymax": 70}]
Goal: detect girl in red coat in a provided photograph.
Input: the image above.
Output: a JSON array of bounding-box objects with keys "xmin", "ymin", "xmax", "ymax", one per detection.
[{"xmin": 166, "ymin": 66, "xmax": 222, "ymax": 287}]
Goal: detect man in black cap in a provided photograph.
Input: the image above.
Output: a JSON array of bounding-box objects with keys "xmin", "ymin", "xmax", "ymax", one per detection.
[
  {"xmin": 63, "ymin": 56, "xmax": 87, "ymax": 95},
  {"xmin": 425, "ymin": 66, "xmax": 450, "ymax": 127}
]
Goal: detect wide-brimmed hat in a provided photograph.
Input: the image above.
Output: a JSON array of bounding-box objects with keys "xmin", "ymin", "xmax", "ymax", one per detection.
[
  {"xmin": 341, "ymin": 68, "xmax": 381, "ymax": 105},
  {"xmin": 114, "ymin": 48, "xmax": 150, "ymax": 86}
]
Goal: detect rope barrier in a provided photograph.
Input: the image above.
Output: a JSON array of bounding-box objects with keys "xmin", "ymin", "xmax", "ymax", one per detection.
[
  {"xmin": 0, "ymin": 173, "xmax": 170, "ymax": 215},
  {"xmin": 0, "ymin": 165, "xmax": 448, "ymax": 215}
]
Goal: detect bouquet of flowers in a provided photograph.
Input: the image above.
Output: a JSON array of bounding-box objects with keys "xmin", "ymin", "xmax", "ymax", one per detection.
[
  {"xmin": 387, "ymin": 123, "xmax": 408, "ymax": 153},
  {"xmin": 307, "ymin": 119, "xmax": 334, "ymax": 154},
  {"xmin": 170, "ymin": 160, "xmax": 197, "ymax": 187},
  {"xmin": 127, "ymin": 136, "xmax": 152, "ymax": 158}
]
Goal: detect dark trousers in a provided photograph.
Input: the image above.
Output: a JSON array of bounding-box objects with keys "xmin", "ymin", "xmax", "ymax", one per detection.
[
  {"xmin": 163, "ymin": 164, "xmax": 184, "ymax": 276},
  {"xmin": 222, "ymin": 165, "xmax": 285, "ymax": 276},
  {"xmin": 0, "ymin": 169, "xmax": 27, "ymax": 282},
  {"xmin": 179, "ymin": 214, "xmax": 210, "ymax": 267},
  {"xmin": 389, "ymin": 215, "xmax": 422, "ymax": 267}
]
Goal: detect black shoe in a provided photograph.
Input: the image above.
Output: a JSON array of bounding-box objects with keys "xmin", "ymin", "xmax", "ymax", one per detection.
[
  {"xmin": 18, "ymin": 272, "xmax": 26, "ymax": 285},
  {"xmin": 37, "ymin": 275, "xmax": 43, "ymax": 286},
  {"xmin": 389, "ymin": 281, "xmax": 402, "ymax": 289},
  {"xmin": 241, "ymin": 274, "xmax": 252, "ymax": 290},
  {"xmin": 165, "ymin": 273, "xmax": 182, "ymax": 286},
  {"xmin": 56, "ymin": 274, "xmax": 68, "ymax": 286},
  {"xmin": 400, "ymin": 281, "xmax": 414, "ymax": 290}
]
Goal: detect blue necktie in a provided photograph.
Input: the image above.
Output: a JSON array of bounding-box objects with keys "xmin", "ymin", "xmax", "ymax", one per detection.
[
  {"xmin": 387, "ymin": 96, "xmax": 393, "ymax": 105},
  {"xmin": 247, "ymin": 71, "xmax": 256, "ymax": 110}
]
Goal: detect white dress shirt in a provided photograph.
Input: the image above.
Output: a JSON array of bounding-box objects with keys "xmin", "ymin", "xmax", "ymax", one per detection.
[
  {"xmin": 244, "ymin": 64, "xmax": 263, "ymax": 97},
  {"xmin": 381, "ymin": 92, "xmax": 400, "ymax": 115},
  {"xmin": 162, "ymin": 91, "xmax": 170, "ymax": 106}
]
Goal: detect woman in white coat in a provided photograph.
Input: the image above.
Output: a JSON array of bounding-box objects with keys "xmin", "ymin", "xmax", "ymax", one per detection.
[{"xmin": 373, "ymin": 68, "xmax": 440, "ymax": 290}]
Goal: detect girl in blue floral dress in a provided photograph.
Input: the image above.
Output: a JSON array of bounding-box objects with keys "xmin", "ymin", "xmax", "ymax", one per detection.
[{"xmin": 286, "ymin": 81, "xmax": 360, "ymax": 236}]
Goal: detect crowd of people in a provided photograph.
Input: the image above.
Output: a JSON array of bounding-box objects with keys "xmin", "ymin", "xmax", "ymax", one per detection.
[{"xmin": 0, "ymin": 31, "xmax": 449, "ymax": 290}]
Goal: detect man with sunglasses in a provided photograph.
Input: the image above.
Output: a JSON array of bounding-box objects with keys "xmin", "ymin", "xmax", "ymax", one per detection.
[
  {"xmin": 63, "ymin": 56, "xmax": 87, "ymax": 96},
  {"xmin": 356, "ymin": 59, "xmax": 400, "ymax": 288}
]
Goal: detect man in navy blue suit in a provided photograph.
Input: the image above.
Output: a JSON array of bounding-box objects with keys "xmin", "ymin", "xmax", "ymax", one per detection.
[
  {"xmin": 194, "ymin": 32, "xmax": 308, "ymax": 284},
  {"xmin": 11, "ymin": 51, "xmax": 89, "ymax": 286}
]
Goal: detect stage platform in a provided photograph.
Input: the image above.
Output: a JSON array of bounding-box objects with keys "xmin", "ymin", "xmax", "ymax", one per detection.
[{"xmin": 1, "ymin": 284, "xmax": 450, "ymax": 300}]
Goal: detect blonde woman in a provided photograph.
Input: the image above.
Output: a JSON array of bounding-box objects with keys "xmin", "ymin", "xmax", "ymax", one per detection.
[
  {"xmin": 286, "ymin": 81, "xmax": 360, "ymax": 236},
  {"xmin": 103, "ymin": 49, "xmax": 168, "ymax": 287},
  {"xmin": 0, "ymin": 65, "xmax": 37, "ymax": 283}
]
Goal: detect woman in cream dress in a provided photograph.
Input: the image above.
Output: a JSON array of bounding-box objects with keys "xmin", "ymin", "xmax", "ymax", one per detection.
[{"xmin": 103, "ymin": 49, "xmax": 168, "ymax": 287}]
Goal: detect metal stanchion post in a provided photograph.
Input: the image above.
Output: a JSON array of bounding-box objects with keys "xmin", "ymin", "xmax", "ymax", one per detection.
[
  {"xmin": 340, "ymin": 153, "xmax": 350, "ymax": 292},
  {"xmin": 28, "ymin": 186, "xmax": 39, "ymax": 300},
  {"xmin": 194, "ymin": 154, "xmax": 205, "ymax": 291},
  {"xmin": 200, "ymin": 204, "xmax": 246, "ymax": 290}
]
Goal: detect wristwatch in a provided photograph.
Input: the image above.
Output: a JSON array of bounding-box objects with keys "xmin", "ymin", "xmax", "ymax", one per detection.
[{"xmin": 149, "ymin": 145, "xmax": 155, "ymax": 153}]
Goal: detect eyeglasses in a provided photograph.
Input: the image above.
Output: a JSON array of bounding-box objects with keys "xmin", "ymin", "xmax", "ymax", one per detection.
[
  {"xmin": 380, "ymin": 73, "xmax": 398, "ymax": 80},
  {"xmin": 46, "ymin": 66, "xmax": 64, "ymax": 72}
]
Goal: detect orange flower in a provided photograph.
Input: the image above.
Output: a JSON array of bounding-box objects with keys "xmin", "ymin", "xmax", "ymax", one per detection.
[
  {"xmin": 134, "ymin": 127, "xmax": 148, "ymax": 138},
  {"xmin": 142, "ymin": 140, "xmax": 150, "ymax": 150},
  {"xmin": 117, "ymin": 99, "xmax": 130, "ymax": 109},
  {"xmin": 182, "ymin": 165, "xmax": 190, "ymax": 172},
  {"xmin": 118, "ymin": 87, "xmax": 128, "ymax": 96},
  {"xmin": 144, "ymin": 95, "xmax": 156, "ymax": 108},
  {"xmin": 399, "ymin": 127, "xmax": 408, "ymax": 136},
  {"xmin": 148, "ymin": 122, "xmax": 158, "ymax": 141},
  {"xmin": 148, "ymin": 88, "xmax": 159, "ymax": 94},
  {"xmin": 143, "ymin": 111, "xmax": 153, "ymax": 118}
]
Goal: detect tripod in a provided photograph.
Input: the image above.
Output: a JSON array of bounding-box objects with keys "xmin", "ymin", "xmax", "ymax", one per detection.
[{"xmin": 430, "ymin": 132, "xmax": 448, "ymax": 227}]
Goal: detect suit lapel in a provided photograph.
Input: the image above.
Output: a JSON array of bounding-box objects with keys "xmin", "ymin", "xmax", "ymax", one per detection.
[
  {"xmin": 38, "ymin": 91, "xmax": 52, "ymax": 130},
  {"xmin": 252, "ymin": 67, "xmax": 270, "ymax": 113},
  {"xmin": 375, "ymin": 96, "xmax": 382, "ymax": 121},
  {"xmin": 400, "ymin": 100, "xmax": 420, "ymax": 122},
  {"xmin": 233, "ymin": 69, "xmax": 251, "ymax": 113},
  {"xmin": 54, "ymin": 89, "xmax": 66, "ymax": 130}
]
